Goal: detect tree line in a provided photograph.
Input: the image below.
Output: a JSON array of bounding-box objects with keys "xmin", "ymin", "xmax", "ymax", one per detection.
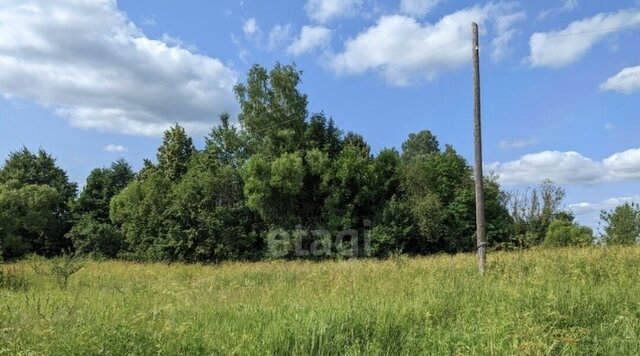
[{"xmin": 1, "ymin": 64, "xmax": 639, "ymax": 262}]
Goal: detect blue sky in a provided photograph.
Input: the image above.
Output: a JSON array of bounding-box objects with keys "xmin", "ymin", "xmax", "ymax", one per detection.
[{"xmin": 1, "ymin": 0, "xmax": 639, "ymax": 230}]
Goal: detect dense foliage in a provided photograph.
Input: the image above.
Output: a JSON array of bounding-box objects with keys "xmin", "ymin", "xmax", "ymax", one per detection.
[{"xmin": 3, "ymin": 63, "xmax": 633, "ymax": 262}]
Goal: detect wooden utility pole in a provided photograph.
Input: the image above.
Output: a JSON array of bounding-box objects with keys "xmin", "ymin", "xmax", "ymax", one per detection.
[{"xmin": 472, "ymin": 22, "xmax": 486, "ymax": 274}]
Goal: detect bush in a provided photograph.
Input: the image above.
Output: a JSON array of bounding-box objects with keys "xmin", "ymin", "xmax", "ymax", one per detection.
[
  {"xmin": 543, "ymin": 219, "xmax": 593, "ymax": 247},
  {"xmin": 49, "ymin": 255, "xmax": 84, "ymax": 289}
]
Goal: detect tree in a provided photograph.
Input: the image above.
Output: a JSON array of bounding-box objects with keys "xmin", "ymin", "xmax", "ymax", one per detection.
[
  {"xmin": 242, "ymin": 152, "xmax": 305, "ymax": 228},
  {"xmin": 321, "ymin": 140, "xmax": 377, "ymax": 232},
  {"xmin": 110, "ymin": 170, "xmax": 173, "ymax": 261},
  {"xmin": 157, "ymin": 124, "xmax": 195, "ymax": 182},
  {"xmin": 543, "ymin": 216, "xmax": 593, "ymax": 247},
  {"xmin": 66, "ymin": 215, "xmax": 124, "ymax": 258},
  {"xmin": 401, "ymin": 130, "xmax": 440, "ymax": 162},
  {"xmin": 68, "ymin": 159, "xmax": 134, "ymax": 257},
  {"xmin": 165, "ymin": 153, "xmax": 265, "ymax": 262},
  {"xmin": 206, "ymin": 113, "xmax": 249, "ymax": 168},
  {"xmin": 73, "ymin": 159, "xmax": 135, "ymax": 222},
  {"xmin": 506, "ymin": 179, "xmax": 567, "ymax": 247},
  {"xmin": 400, "ymin": 144, "xmax": 474, "ymax": 253},
  {"xmin": 0, "ymin": 148, "xmax": 77, "ymax": 257},
  {"xmin": 0, "ymin": 184, "xmax": 62, "ymax": 259},
  {"xmin": 234, "ymin": 63, "xmax": 308, "ymax": 155},
  {"xmin": 601, "ymin": 203, "xmax": 640, "ymax": 245}
]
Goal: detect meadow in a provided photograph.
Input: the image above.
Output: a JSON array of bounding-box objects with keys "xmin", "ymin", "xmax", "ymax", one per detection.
[{"xmin": 1, "ymin": 247, "xmax": 640, "ymax": 355}]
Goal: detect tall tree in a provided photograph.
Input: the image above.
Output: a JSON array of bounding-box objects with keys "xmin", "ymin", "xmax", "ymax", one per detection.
[
  {"xmin": 601, "ymin": 203, "xmax": 640, "ymax": 245},
  {"xmin": 234, "ymin": 63, "xmax": 308, "ymax": 156},
  {"xmin": 67, "ymin": 159, "xmax": 134, "ymax": 258},
  {"xmin": 0, "ymin": 148, "xmax": 77, "ymax": 257},
  {"xmin": 157, "ymin": 124, "xmax": 195, "ymax": 182}
]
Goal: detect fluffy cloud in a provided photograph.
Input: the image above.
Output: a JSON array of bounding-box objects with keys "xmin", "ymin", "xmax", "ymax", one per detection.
[
  {"xmin": 104, "ymin": 144, "xmax": 127, "ymax": 153},
  {"xmin": 603, "ymin": 148, "xmax": 640, "ymax": 180},
  {"xmin": 287, "ymin": 26, "xmax": 332, "ymax": 56},
  {"xmin": 491, "ymin": 11, "xmax": 526, "ymax": 61},
  {"xmin": 305, "ymin": 0, "xmax": 364, "ymax": 23},
  {"xmin": 330, "ymin": 3, "xmax": 523, "ymax": 86},
  {"xmin": 491, "ymin": 148, "xmax": 640, "ymax": 185},
  {"xmin": 600, "ymin": 65, "xmax": 640, "ymax": 94},
  {"xmin": 529, "ymin": 9, "xmax": 640, "ymax": 68},
  {"xmin": 399, "ymin": 0, "xmax": 442, "ymax": 18},
  {"xmin": 498, "ymin": 137, "xmax": 538, "ymax": 150},
  {"xmin": 0, "ymin": 0, "xmax": 237, "ymax": 136}
]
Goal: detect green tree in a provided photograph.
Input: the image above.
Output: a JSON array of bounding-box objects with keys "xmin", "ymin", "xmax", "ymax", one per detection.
[
  {"xmin": 157, "ymin": 124, "xmax": 195, "ymax": 181},
  {"xmin": 73, "ymin": 159, "xmax": 135, "ymax": 222},
  {"xmin": 234, "ymin": 63, "xmax": 308, "ymax": 155},
  {"xmin": 67, "ymin": 159, "xmax": 134, "ymax": 257},
  {"xmin": 0, "ymin": 184, "xmax": 62, "ymax": 259},
  {"xmin": 506, "ymin": 180, "xmax": 566, "ymax": 247},
  {"xmin": 321, "ymin": 141, "xmax": 376, "ymax": 231},
  {"xmin": 601, "ymin": 203, "xmax": 640, "ymax": 245},
  {"xmin": 543, "ymin": 216, "xmax": 593, "ymax": 247},
  {"xmin": 165, "ymin": 153, "xmax": 265, "ymax": 262},
  {"xmin": 0, "ymin": 148, "xmax": 77, "ymax": 257},
  {"xmin": 66, "ymin": 215, "xmax": 124, "ymax": 258},
  {"xmin": 110, "ymin": 170, "xmax": 173, "ymax": 261},
  {"xmin": 401, "ymin": 130, "xmax": 440, "ymax": 162}
]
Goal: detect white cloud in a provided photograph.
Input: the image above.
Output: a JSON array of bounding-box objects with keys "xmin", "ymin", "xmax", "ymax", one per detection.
[
  {"xmin": 399, "ymin": 0, "xmax": 442, "ymax": 18},
  {"xmin": 330, "ymin": 3, "xmax": 523, "ymax": 86},
  {"xmin": 287, "ymin": 26, "xmax": 332, "ymax": 56},
  {"xmin": 305, "ymin": 0, "xmax": 364, "ymax": 23},
  {"xmin": 104, "ymin": 144, "xmax": 127, "ymax": 153},
  {"xmin": 498, "ymin": 137, "xmax": 538, "ymax": 150},
  {"xmin": 0, "ymin": 0, "xmax": 237, "ymax": 137},
  {"xmin": 603, "ymin": 148, "xmax": 640, "ymax": 180},
  {"xmin": 537, "ymin": 0, "xmax": 578, "ymax": 21},
  {"xmin": 529, "ymin": 9, "xmax": 640, "ymax": 68},
  {"xmin": 243, "ymin": 18, "xmax": 260, "ymax": 38},
  {"xmin": 600, "ymin": 65, "xmax": 640, "ymax": 94},
  {"xmin": 268, "ymin": 24, "xmax": 292, "ymax": 50},
  {"xmin": 604, "ymin": 122, "xmax": 615, "ymax": 130},
  {"xmin": 491, "ymin": 11, "xmax": 526, "ymax": 61},
  {"xmin": 492, "ymin": 148, "xmax": 640, "ymax": 185}
]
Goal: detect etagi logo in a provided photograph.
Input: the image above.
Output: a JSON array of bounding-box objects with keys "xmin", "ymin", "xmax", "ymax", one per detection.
[{"xmin": 267, "ymin": 220, "xmax": 372, "ymax": 258}]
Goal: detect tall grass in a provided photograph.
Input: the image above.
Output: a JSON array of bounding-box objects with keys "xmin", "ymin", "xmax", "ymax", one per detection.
[{"xmin": 1, "ymin": 247, "xmax": 640, "ymax": 355}]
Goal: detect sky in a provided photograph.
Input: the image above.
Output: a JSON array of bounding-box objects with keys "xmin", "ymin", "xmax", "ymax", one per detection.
[{"xmin": 0, "ymin": 0, "xmax": 639, "ymax": 231}]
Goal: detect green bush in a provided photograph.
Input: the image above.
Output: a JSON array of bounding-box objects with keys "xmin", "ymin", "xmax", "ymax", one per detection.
[
  {"xmin": 543, "ymin": 219, "xmax": 593, "ymax": 247},
  {"xmin": 49, "ymin": 255, "xmax": 84, "ymax": 289}
]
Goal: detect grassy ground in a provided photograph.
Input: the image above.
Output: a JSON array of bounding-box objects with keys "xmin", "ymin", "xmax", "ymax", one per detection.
[{"xmin": 1, "ymin": 247, "xmax": 640, "ymax": 355}]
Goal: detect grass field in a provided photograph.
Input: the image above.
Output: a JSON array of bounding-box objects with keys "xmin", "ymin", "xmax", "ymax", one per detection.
[{"xmin": 1, "ymin": 247, "xmax": 640, "ymax": 355}]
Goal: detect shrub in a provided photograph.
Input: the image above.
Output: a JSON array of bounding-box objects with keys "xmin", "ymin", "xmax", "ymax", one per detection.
[
  {"xmin": 543, "ymin": 219, "xmax": 593, "ymax": 247},
  {"xmin": 49, "ymin": 255, "xmax": 84, "ymax": 289}
]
